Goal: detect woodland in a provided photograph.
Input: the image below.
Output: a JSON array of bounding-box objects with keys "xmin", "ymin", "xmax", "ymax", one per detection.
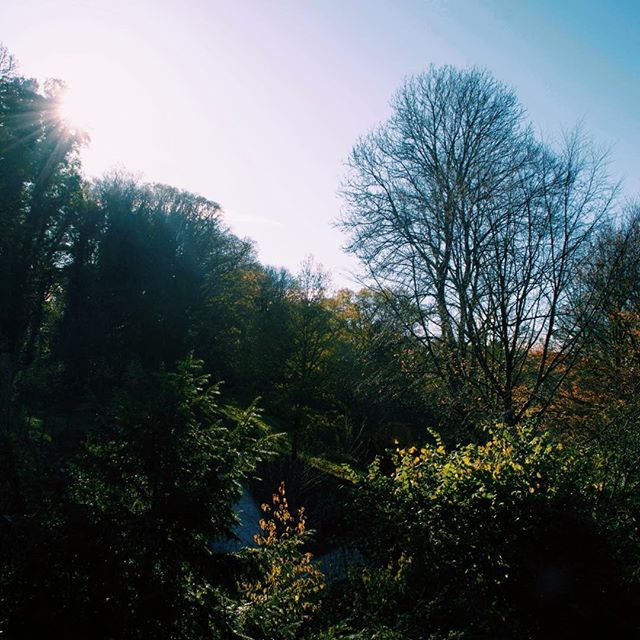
[{"xmin": 1, "ymin": 47, "xmax": 640, "ymax": 638}]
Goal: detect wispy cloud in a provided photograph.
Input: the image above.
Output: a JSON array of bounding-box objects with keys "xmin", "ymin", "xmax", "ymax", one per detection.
[{"xmin": 222, "ymin": 208, "xmax": 285, "ymax": 229}]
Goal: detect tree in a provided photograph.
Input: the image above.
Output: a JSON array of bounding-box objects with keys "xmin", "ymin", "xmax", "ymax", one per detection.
[
  {"xmin": 557, "ymin": 204, "xmax": 640, "ymax": 505},
  {"xmin": 233, "ymin": 266, "xmax": 298, "ymax": 401},
  {"xmin": 54, "ymin": 173, "xmax": 256, "ymax": 410},
  {"xmin": 1, "ymin": 357, "xmax": 279, "ymax": 639},
  {"xmin": 0, "ymin": 59, "xmax": 84, "ymax": 426},
  {"xmin": 285, "ymin": 257, "xmax": 334, "ymax": 458},
  {"xmin": 341, "ymin": 66, "xmax": 615, "ymax": 427},
  {"xmin": 324, "ymin": 288, "xmax": 435, "ymax": 454},
  {"xmin": 0, "ymin": 53, "xmax": 85, "ymax": 523}
]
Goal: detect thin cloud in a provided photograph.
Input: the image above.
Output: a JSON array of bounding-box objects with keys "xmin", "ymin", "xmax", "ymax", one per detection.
[{"xmin": 222, "ymin": 208, "xmax": 285, "ymax": 228}]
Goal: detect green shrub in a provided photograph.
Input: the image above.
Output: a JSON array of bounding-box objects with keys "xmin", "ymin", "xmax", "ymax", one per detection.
[
  {"xmin": 2, "ymin": 357, "xmax": 280, "ymax": 639},
  {"xmin": 346, "ymin": 423, "xmax": 638, "ymax": 638}
]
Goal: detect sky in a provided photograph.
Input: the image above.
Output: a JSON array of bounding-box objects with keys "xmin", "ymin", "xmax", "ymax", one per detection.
[{"xmin": 2, "ymin": 0, "xmax": 639, "ymax": 287}]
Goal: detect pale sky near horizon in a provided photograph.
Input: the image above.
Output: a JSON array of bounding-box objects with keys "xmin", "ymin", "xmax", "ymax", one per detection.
[{"xmin": 3, "ymin": 0, "xmax": 639, "ymax": 287}]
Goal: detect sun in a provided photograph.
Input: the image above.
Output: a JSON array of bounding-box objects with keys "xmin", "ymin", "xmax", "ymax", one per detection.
[
  {"xmin": 49, "ymin": 55, "xmax": 161, "ymax": 177},
  {"xmin": 57, "ymin": 84, "xmax": 96, "ymax": 134}
]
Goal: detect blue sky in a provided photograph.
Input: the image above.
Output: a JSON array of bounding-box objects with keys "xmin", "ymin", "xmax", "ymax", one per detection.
[{"xmin": 3, "ymin": 0, "xmax": 638, "ymax": 287}]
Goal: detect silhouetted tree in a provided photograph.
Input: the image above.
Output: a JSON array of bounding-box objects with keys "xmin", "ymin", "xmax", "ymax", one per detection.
[
  {"xmin": 341, "ymin": 66, "xmax": 615, "ymax": 428},
  {"xmin": 0, "ymin": 59, "xmax": 85, "ymax": 525},
  {"xmin": 0, "ymin": 63, "xmax": 84, "ymax": 427}
]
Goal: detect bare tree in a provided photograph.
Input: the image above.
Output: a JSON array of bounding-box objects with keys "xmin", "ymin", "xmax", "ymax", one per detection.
[{"xmin": 341, "ymin": 66, "xmax": 616, "ymax": 425}]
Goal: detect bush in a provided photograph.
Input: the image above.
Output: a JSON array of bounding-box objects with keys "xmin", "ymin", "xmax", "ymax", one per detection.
[
  {"xmin": 232, "ymin": 482, "xmax": 325, "ymax": 639},
  {"xmin": 345, "ymin": 424, "xmax": 639, "ymax": 638}
]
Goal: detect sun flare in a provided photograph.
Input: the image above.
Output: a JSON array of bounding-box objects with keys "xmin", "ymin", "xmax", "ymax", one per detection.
[
  {"xmin": 49, "ymin": 52, "xmax": 162, "ymax": 177},
  {"xmin": 58, "ymin": 85, "xmax": 96, "ymax": 133}
]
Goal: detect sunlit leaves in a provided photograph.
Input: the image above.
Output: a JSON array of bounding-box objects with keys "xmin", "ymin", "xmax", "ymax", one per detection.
[{"xmin": 233, "ymin": 482, "xmax": 325, "ymax": 639}]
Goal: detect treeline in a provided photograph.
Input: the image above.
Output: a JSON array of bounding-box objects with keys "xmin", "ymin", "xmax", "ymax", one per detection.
[{"xmin": 1, "ymin": 48, "xmax": 640, "ymax": 638}]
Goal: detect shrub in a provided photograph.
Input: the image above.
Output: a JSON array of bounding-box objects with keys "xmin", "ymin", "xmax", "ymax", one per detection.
[
  {"xmin": 347, "ymin": 424, "xmax": 639, "ymax": 638},
  {"xmin": 232, "ymin": 482, "xmax": 325, "ymax": 639}
]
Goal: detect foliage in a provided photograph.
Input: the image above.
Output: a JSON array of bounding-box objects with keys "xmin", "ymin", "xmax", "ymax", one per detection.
[
  {"xmin": 232, "ymin": 482, "xmax": 325, "ymax": 639},
  {"xmin": 308, "ymin": 622, "xmax": 407, "ymax": 639},
  {"xmin": 55, "ymin": 173, "xmax": 256, "ymax": 409},
  {"xmin": 347, "ymin": 424, "xmax": 639, "ymax": 638},
  {"xmin": 0, "ymin": 57, "xmax": 85, "ymax": 428},
  {"xmin": 555, "ymin": 208, "xmax": 640, "ymax": 509},
  {"xmin": 1, "ymin": 357, "xmax": 280, "ymax": 639}
]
